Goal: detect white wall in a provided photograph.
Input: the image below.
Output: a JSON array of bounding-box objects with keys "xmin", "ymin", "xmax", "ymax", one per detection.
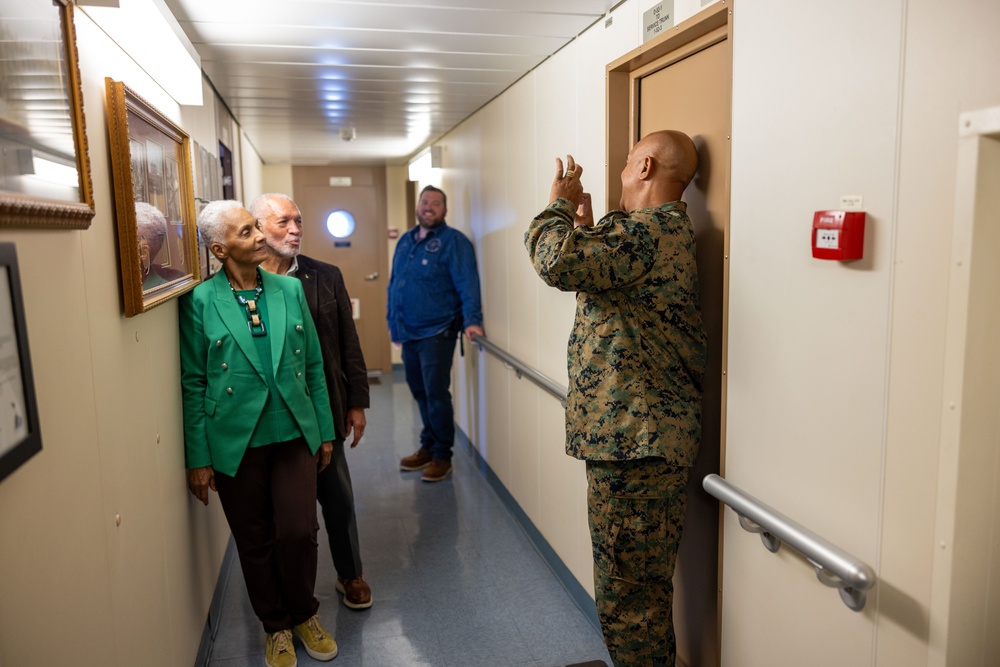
[
  {"xmin": 240, "ymin": 129, "xmax": 264, "ymax": 204},
  {"xmin": 435, "ymin": 0, "xmax": 1000, "ymax": 664},
  {"xmin": 3, "ymin": 0, "xmax": 996, "ymax": 664},
  {"xmin": 725, "ymin": 0, "xmax": 902, "ymax": 663},
  {"xmin": 887, "ymin": 2, "xmax": 1000, "ymax": 665},
  {"xmin": 441, "ymin": 0, "xmax": 693, "ymax": 598},
  {"xmin": 726, "ymin": 0, "xmax": 1000, "ymax": 664},
  {"xmin": 0, "ymin": 8, "xmax": 262, "ymax": 665}
]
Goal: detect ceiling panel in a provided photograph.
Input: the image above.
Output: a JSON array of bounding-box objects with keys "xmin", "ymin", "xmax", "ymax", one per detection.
[
  {"xmin": 161, "ymin": 0, "xmax": 622, "ymax": 164},
  {"xmin": 200, "ymin": 62, "xmax": 523, "ymax": 86},
  {"xmin": 182, "ymin": 13, "xmax": 597, "ymax": 40},
  {"xmin": 198, "ymin": 45, "xmax": 544, "ymax": 72},
  {"xmin": 187, "ymin": 25, "xmax": 569, "ymax": 56}
]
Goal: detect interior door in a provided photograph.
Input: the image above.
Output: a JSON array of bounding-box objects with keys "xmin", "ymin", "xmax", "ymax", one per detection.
[
  {"xmin": 297, "ymin": 184, "xmax": 391, "ymax": 374},
  {"xmin": 608, "ymin": 4, "xmax": 732, "ymax": 665},
  {"xmin": 638, "ymin": 39, "xmax": 731, "ymax": 666}
]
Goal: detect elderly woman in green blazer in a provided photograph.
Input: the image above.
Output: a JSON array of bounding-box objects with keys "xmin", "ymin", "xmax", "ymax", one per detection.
[{"xmin": 179, "ymin": 200, "xmax": 338, "ymax": 667}]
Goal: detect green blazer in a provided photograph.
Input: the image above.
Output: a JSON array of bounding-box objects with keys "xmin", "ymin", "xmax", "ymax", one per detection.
[{"xmin": 179, "ymin": 269, "xmax": 336, "ymax": 476}]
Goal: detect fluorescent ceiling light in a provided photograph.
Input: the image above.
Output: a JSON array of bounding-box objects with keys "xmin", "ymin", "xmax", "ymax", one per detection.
[
  {"xmin": 79, "ymin": 0, "xmax": 202, "ymax": 105},
  {"xmin": 408, "ymin": 150, "xmax": 437, "ymax": 182}
]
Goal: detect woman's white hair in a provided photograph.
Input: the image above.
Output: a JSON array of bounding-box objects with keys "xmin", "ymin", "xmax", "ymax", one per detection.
[{"xmin": 198, "ymin": 200, "xmax": 244, "ymax": 246}]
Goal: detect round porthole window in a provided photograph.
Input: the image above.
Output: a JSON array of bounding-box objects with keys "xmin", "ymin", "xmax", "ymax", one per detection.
[{"xmin": 326, "ymin": 210, "xmax": 356, "ymax": 238}]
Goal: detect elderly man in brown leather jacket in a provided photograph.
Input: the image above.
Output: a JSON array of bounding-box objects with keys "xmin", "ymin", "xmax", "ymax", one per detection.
[{"xmin": 252, "ymin": 193, "xmax": 374, "ymax": 611}]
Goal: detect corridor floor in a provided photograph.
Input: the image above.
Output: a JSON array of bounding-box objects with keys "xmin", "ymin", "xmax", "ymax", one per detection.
[{"xmin": 207, "ymin": 368, "xmax": 612, "ymax": 667}]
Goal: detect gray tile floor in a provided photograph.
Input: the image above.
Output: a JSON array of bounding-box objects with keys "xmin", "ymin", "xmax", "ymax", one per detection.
[{"xmin": 207, "ymin": 368, "xmax": 612, "ymax": 667}]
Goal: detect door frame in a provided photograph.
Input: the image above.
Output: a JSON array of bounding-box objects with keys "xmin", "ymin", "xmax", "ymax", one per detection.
[
  {"xmin": 605, "ymin": 3, "xmax": 733, "ymax": 665},
  {"xmin": 927, "ymin": 107, "xmax": 1000, "ymax": 665}
]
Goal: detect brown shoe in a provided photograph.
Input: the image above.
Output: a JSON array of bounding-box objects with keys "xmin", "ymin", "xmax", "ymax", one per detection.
[
  {"xmin": 421, "ymin": 459, "xmax": 452, "ymax": 482},
  {"xmin": 400, "ymin": 448, "xmax": 432, "ymax": 471},
  {"xmin": 336, "ymin": 575, "xmax": 373, "ymax": 610}
]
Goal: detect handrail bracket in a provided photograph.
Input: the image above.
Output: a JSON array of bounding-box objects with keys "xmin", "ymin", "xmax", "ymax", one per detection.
[
  {"xmin": 737, "ymin": 514, "xmax": 781, "ymax": 553},
  {"xmin": 809, "ymin": 559, "xmax": 868, "ymax": 612},
  {"xmin": 704, "ymin": 474, "xmax": 877, "ymax": 612}
]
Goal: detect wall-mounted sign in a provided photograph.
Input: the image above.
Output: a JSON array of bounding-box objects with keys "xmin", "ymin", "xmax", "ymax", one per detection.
[
  {"xmin": 329, "ymin": 176, "xmax": 352, "ymax": 187},
  {"xmin": 387, "ymin": 227, "xmax": 399, "ymax": 239},
  {"xmin": 643, "ymin": 0, "xmax": 675, "ymax": 43}
]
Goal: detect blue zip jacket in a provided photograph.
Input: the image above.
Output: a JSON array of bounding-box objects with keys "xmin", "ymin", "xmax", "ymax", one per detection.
[{"xmin": 387, "ymin": 222, "xmax": 483, "ymax": 343}]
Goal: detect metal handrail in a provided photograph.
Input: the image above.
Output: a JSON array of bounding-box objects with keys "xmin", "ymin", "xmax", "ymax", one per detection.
[
  {"xmin": 703, "ymin": 473, "xmax": 877, "ymax": 612},
  {"xmin": 470, "ymin": 334, "xmax": 567, "ymax": 405}
]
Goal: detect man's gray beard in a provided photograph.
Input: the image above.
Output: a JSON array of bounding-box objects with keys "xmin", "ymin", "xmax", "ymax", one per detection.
[
  {"xmin": 419, "ymin": 219, "xmax": 444, "ymax": 229},
  {"xmin": 269, "ymin": 242, "xmax": 300, "ymax": 259}
]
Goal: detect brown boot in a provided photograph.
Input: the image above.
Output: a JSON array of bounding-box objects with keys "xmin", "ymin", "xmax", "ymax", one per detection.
[
  {"xmin": 336, "ymin": 575, "xmax": 373, "ymax": 610},
  {"xmin": 400, "ymin": 448, "xmax": 432, "ymax": 471},
  {"xmin": 421, "ymin": 459, "xmax": 452, "ymax": 482}
]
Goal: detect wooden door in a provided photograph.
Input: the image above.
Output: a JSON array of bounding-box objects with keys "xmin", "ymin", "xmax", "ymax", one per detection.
[
  {"xmin": 296, "ymin": 182, "xmax": 391, "ymax": 374},
  {"xmin": 608, "ymin": 4, "xmax": 732, "ymax": 666}
]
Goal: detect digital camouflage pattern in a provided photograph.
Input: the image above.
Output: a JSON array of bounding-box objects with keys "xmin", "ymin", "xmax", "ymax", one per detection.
[
  {"xmin": 586, "ymin": 459, "xmax": 689, "ymax": 666},
  {"xmin": 524, "ymin": 198, "xmax": 706, "ymax": 466}
]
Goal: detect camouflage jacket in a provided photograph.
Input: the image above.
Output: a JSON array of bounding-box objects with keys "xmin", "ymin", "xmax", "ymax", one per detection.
[{"xmin": 525, "ymin": 198, "xmax": 706, "ymax": 465}]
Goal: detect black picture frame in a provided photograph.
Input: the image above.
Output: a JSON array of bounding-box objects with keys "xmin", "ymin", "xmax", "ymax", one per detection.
[{"xmin": 0, "ymin": 243, "xmax": 42, "ymax": 483}]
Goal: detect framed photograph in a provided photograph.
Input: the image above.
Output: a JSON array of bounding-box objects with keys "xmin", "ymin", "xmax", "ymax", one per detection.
[
  {"xmin": 0, "ymin": 243, "xmax": 42, "ymax": 484},
  {"xmin": 0, "ymin": 0, "xmax": 95, "ymax": 229},
  {"xmin": 199, "ymin": 144, "xmax": 213, "ymax": 200},
  {"xmin": 106, "ymin": 78, "xmax": 200, "ymax": 316}
]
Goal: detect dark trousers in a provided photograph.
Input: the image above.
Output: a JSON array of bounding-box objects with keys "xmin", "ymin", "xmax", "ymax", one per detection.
[
  {"xmin": 401, "ymin": 331, "xmax": 457, "ymax": 461},
  {"xmin": 316, "ymin": 439, "xmax": 363, "ymax": 578},
  {"xmin": 585, "ymin": 458, "xmax": 690, "ymax": 667},
  {"xmin": 215, "ymin": 438, "xmax": 320, "ymax": 633}
]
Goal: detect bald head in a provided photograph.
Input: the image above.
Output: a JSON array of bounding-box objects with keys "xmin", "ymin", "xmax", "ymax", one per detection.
[
  {"xmin": 647, "ymin": 130, "xmax": 698, "ymax": 189},
  {"xmin": 619, "ymin": 129, "xmax": 699, "ymax": 212}
]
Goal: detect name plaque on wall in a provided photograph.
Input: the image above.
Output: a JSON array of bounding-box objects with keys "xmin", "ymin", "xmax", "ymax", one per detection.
[{"xmin": 643, "ymin": 1, "xmax": 675, "ymax": 43}]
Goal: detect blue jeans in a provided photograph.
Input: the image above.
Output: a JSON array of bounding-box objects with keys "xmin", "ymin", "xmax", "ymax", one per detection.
[{"xmin": 401, "ymin": 331, "xmax": 457, "ymax": 461}]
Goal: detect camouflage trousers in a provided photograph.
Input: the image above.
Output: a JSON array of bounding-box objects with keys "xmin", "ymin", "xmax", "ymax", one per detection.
[{"xmin": 585, "ymin": 458, "xmax": 690, "ymax": 667}]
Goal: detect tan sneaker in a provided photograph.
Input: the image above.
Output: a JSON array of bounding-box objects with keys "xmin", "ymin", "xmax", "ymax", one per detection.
[
  {"xmin": 400, "ymin": 448, "xmax": 432, "ymax": 471},
  {"xmin": 421, "ymin": 459, "xmax": 452, "ymax": 482},
  {"xmin": 265, "ymin": 629, "xmax": 297, "ymax": 667},
  {"xmin": 293, "ymin": 615, "xmax": 338, "ymax": 661},
  {"xmin": 336, "ymin": 575, "xmax": 373, "ymax": 610}
]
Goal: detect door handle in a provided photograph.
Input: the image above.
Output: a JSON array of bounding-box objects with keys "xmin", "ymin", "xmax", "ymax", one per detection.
[{"xmin": 365, "ymin": 272, "xmax": 379, "ymax": 281}]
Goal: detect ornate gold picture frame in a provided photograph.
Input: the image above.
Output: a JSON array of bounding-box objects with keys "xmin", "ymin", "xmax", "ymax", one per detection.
[
  {"xmin": 106, "ymin": 78, "xmax": 200, "ymax": 317},
  {"xmin": 0, "ymin": 0, "xmax": 95, "ymax": 229}
]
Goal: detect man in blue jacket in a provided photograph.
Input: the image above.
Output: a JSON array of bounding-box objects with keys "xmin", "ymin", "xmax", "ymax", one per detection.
[{"xmin": 387, "ymin": 185, "xmax": 483, "ymax": 482}]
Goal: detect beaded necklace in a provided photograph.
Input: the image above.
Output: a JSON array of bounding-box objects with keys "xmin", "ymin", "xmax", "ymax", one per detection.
[{"xmin": 229, "ymin": 270, "xmax": 267, "ymax": 337}]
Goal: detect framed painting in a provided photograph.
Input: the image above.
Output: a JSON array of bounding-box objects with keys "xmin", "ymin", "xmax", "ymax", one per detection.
[
  {"xmin": 192, "ymin": 143, "xmax": 222, "ymax": 278},
  {"xmin": 0, "ymin": 0, "xmax": 95, "ymax": 229},
  {"xmin": 0, "ymin": 243, "xmax": 42, "ymax": 484},
  {"xmin": 106, "ymin": 78, "xmax": 200, "ymax": 316}
]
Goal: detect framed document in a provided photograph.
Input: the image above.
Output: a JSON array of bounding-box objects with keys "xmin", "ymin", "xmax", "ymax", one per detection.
[{"xmin": 0, "ymin": 243, "xmax": 42, "ymax": 483}]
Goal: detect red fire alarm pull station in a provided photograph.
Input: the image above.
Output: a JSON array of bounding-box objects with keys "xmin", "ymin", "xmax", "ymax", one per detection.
[{"xmin": 812, "ymin": 210, "xmax": 866, "ymax": 260}]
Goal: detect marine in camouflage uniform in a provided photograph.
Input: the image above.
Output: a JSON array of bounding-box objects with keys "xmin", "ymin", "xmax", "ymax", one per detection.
[{"xmin": 525, "ymin": 131, "xmax": 705, "ymax": 667}]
